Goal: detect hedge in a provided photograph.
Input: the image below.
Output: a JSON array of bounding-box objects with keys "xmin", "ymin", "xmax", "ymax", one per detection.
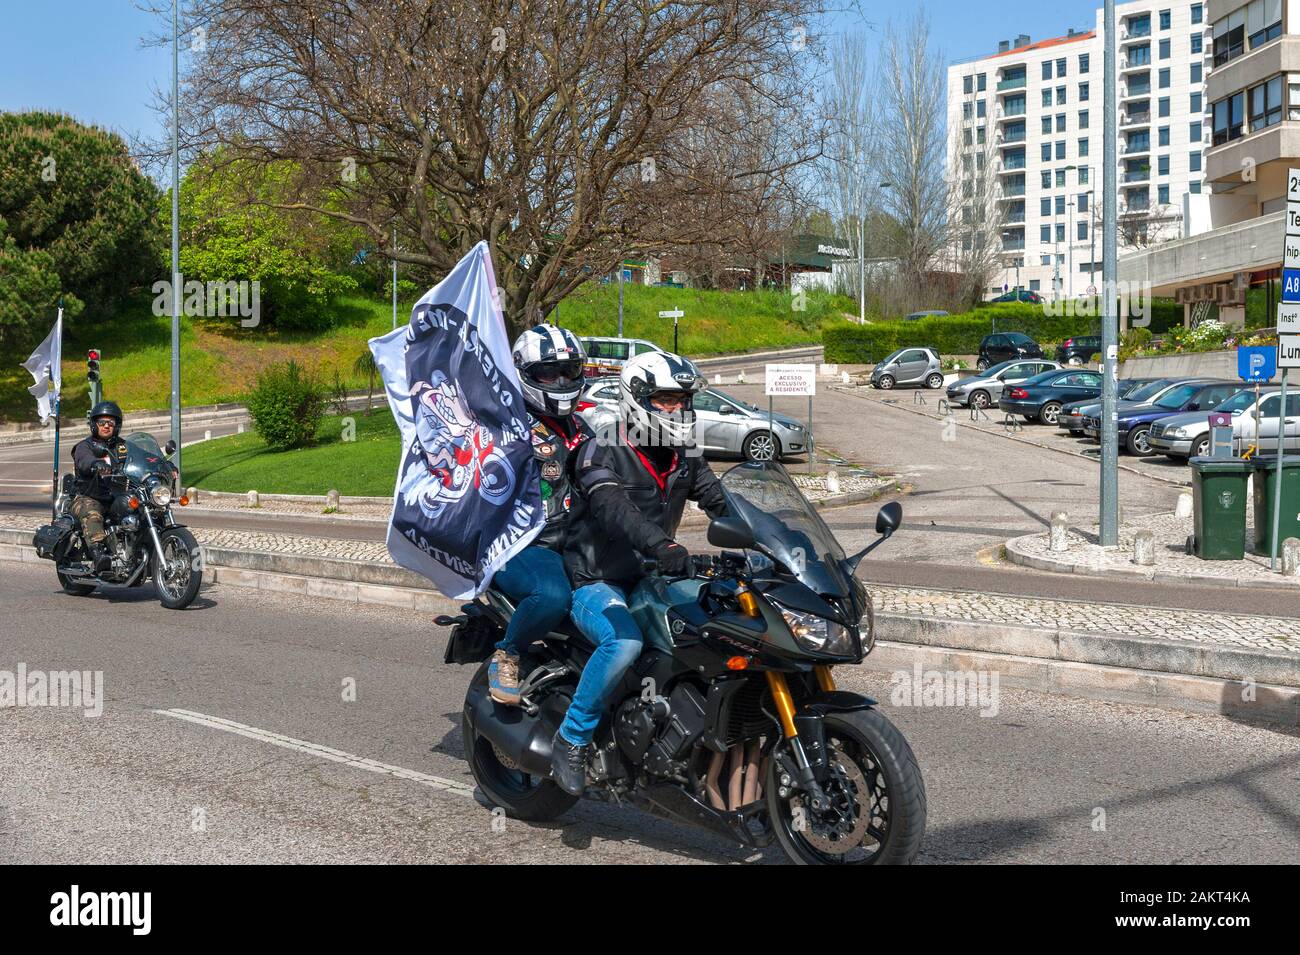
[{"xmin": 823, "ymin": 298, "xmax": 1185, "ymax": 363}]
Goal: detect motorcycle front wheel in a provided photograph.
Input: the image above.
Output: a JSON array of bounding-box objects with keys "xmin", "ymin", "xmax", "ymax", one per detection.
[
  {"xmin": 766, "ymin": 708, "xmax": 926, "ymax": 865},
  {"xmin": 151, "ymin": 526, "xmax": 203, "ymax": 609},
  {"xmin": 462, "ymin": 660, "xmax": 578, "ymax": 822}
]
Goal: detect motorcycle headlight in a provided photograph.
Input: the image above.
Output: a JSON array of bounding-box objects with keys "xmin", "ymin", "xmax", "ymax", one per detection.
[
  {"xmin": 775, "ymin": 603, "xmax": 855, "ymax": 657},
  {"xmin": 147, "ymin": 481, "xmax": 172, "ymax": 507}
]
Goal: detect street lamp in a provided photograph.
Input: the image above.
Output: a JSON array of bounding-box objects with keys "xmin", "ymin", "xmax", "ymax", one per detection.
[{"xmin": 859, "ymin": 181, "xmax": 892, "ymax": 324}]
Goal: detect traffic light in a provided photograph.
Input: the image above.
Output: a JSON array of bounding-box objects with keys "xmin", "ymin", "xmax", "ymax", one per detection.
[{"xmin": 87, "ymin": 348, "xmax": 101, "ymax": 405}]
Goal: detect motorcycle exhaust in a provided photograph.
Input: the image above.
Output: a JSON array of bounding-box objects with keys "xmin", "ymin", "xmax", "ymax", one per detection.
[{"xmin": 464, "ymin": 680, "xmax": 557, "ymax": 777}]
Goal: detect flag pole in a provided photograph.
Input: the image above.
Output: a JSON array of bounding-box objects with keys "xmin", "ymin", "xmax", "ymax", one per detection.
[{"xmin": 50, "ymin": 302, "xmax": 64, "ymax": 520}]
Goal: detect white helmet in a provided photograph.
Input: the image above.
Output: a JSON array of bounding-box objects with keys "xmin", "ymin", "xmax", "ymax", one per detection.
[
  {"xmin": 511, "ymin": 323, "xmax": 587, "ymax": 417},
  {"xmin": 619, "ymin": 351, "xmax": 706, "ymax": 448}
]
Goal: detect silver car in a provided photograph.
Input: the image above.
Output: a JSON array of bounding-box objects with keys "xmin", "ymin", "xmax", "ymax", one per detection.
[
  {"xmin": 577, "ymin": 378, "xmax": 810, "ymax": 462},
  {"xmin": 1149, "ymin": 388, "xmax": 1300, "ymax": 459},
  {"xmin": 870, "ymin": 346, "xmax": 944, "ymax": 390},
  {"xmin": 945, "ymin": 358, "xmax": 1062, "ymax": 409}
]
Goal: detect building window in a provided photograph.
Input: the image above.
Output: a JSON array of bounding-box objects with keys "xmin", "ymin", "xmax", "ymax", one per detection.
[
  {"xmin": 1042, "ymin": 116, "xmax": 1052, "ymax": 134},
  {"xmin": 963, "ymin": 129, "xmax": 972, "ymax": 146},
  {"xmin": 1055, "ymin": 196, "xmax": 1065, "ymax": 215},
  {"xmin": 1158, "ymin": 184, "xmax": 1170, "ymax": 204},
  {"xmin": 977, "ymin": 99, "xmax": 986, "ymax": 118},
  {"xmin": 1159, "ymin": 68, "xmax": 1170, "ymax": 89},
  {"xmin": 1078, "ymin": 166, "xmax": 1089, "ymax": 185},
  {"xmin": 1191, "ymin": 33, "xmax": 1202, "ymax": 54},
  {"xmin": 1249, "ymin": 75, "xmax": 1284, "ymax": 132},
  {"xmin": 1249, "ymin": 0, "xmax": 1283, "ymax": 49},
  {"xmin": 1056, "ymin": 57, "xmax": 1066, "ymax": 77},
  {"xmin": 1053, "ymin": 169, "xmax": 1064, "ymax": 187},
  {"xmin": 1159, "ymin": 97, "xmax": 1170, "ymax": 117},
  {"xmin": 1158, "ymin": 125, "xmax": 1170, "ymax": 146},
  {"xmin": 977, "ymin": 73, "xmax": 987, "ymax": 91},
  {"xmin": 1029, "ymin": 279, "xmax": 1041, "ymax": 291},
  {"xmin": 1056, "ymin": 85, "xmax": 1067, "ymax": 104},
  {"xmin": 1189, "ymin": 150, "xmax": 1202, "ymax": 172},
  {"xmin": 1078, "ymin": 193, "xmax": 1088, "ymax": 213},
  {"xmin": 1192, "ymin": 3, "xmax": 1202, "ymax": 25},
  {"xmin": 1079, "ymin": 138, "xmax": 1089, "ymax": 157},
  {"xmin": 1158, "ymin": 155, "xmax": 1169, "ymax": 175},
  {"xmin": 1055, "ymin": 113, "xmax": 1066, "ymax": 132},
  {"xmin": 977, "ymin": 126, "xmax": 986, "ymax": 144},
  {"xmin": 963, "ymin": 102, "xmax": 972, "ymax": 120},
  {"xmin": 1190, "ymin": 181, "xmax": 1201, "ymax": 194},
  {"xmin": 1041, "ymin": 225, "xmax": 1051, "ymax": 243},
  {"xmin": 1191, "ymin": 63, "xmax": 1202, "ymax": 83},
  {"xmin": 1042, "ymin": 143, "xmax": 1052, "ymax": 162},
  {"xmin": 1079, "ymin": 82, "xmax": 1089, "ymax": 102},
  {"xmin": 1041, "ymin": 198, "xmax": 1051, "ymax": 217},
  {"xmin": 1041, "ymin": 255, "xmax": 1052, "ymax": 266},
  {"xmin": 1190, "ymin": 120, "xmax": 1202, "ymax": 142},
  {"xmin": 963, "ymin": 75, "xmax": 973, "ymax": 95},
  {"xmin": 1159, "ymin": 38, "xmax": 1171, "ymax": 59},
  {"xmin": 1056, "ymin": 224, "xmax": 1065, "ymax": 243},
  {"xmin": 1079, "ymin": 109, "xmax": 1089, "ymax": 129},
  {"xmin": 1212, "ymin": 9, "xmax": 1246, "ymax": 66},
  {"xmin": 1055, "ymin": 140, "xmax": 1066, "ymax": 159},
  {"xmin": 1077, "ymin": 221, "xmax": 1088, "ymax": 240},
  {"xmin": 1191, "ymin": 92, "xmax": 1202, "ymax": 113},
  {"xmin": 1043, "ymin": 89, "xmax": 1053, "ymax": 107},
  {"xmin": 1042, "ymin": 170, "xmax": 1052, "ymax": 188},
  {"xmin": 1159, "ymin": 9, "xmax": 1171, "ymax": 30},
  {"xmin": 1079, "ymin": 53, "xmax": 1090, "ymax": 74},
  {"xmin": 1042, "ymin": 60, "xmax": 1052, "ymax": 80}
]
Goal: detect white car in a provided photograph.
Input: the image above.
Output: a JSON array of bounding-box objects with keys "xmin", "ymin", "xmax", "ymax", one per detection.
[
  {"xmin": 1148, "ymin": 388, "xmax": 1300, "ymax": 459},
  {"xmin": 579, "ymin": 336, "xmax": 665, "ymax": 378}
]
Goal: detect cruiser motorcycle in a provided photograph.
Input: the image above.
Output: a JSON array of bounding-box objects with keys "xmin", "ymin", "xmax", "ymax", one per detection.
[
  {"xmin": 33, "ymin": 432, "xmax": 203, "ymax": 610},
  {"xmin": 441, "ymin": 461, "xmax": 926, "ymax": 864}
]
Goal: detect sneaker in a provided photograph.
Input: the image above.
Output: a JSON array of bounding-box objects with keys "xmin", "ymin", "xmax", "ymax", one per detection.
[
  {"xmin": 487, "ymin": 649, "xmax": 521, "ymax": 705},
  {"xmin": 550, "ymin": 730, "xmax": 587, "ymax": 796}
]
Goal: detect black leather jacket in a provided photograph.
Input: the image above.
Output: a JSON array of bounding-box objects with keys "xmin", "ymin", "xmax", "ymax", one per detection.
[
  {"xmin": 530, "ymin": 413, "xmax": 592, "ymax": 550},
  {"xmin": 71, "ymin": 435, "xmax": 122, "ymax": 502},
  {"xmin": 562, "ymin": 431, "xmax": 728, "ymax": 587}
]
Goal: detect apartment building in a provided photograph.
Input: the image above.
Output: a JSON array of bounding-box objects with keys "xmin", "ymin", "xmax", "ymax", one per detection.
[
  {"xmin": 947, "ymin": 1, "xmax": 1209, "ymax": 300},
  {"xmin": 1121, "ymin": 0, "xmax": 1294, "ymax": 328}
]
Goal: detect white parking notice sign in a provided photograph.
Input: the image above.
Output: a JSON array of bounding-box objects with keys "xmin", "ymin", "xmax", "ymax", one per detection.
[{"xmin": 765, "ymin": 363, "xmax": 816, "ymax": 396}]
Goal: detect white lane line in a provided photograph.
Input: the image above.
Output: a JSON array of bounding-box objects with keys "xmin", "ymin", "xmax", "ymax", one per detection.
[{"xmin": 153, "ymin": 707, "xmax": 476, "ymax": 798}]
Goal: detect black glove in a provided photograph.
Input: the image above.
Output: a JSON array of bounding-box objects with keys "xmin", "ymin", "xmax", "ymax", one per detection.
[
  {"xmin": 91, "ymin": 461, "xmax": 112, "ymax": 477},
  {"xmin": 89, "ymin": 438, "xmax": 112, "ymax": 457},
  {"xmin": 652, "ymin": 540, "xmax": 690, "ymax": 576}
]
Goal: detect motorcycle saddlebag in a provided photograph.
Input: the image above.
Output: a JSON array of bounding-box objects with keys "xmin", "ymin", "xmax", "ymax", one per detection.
[
  {"xmin": 443, "ymin": 608, "xmax": 503, "ymax": 665},
  {"xmin": 32, "ymin": 517, "xmax": 79, "ymax": 561}
]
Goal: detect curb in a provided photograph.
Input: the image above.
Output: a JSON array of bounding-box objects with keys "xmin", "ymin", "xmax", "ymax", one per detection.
[
  {"xmin": 831, "ymin": 384, "xmax": 1194, "ymax": 490},
  {"xmin": 2, "ymin": 527, "xmax": 1294, "ymax": 723},
  {"xmin": 1003, "ymin": 532, "xmax": 1300, "ymax": 590}
]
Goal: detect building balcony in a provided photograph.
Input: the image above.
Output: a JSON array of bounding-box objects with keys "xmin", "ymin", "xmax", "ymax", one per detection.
[
  {"xmin": 1121, "ymin": 56, "xmax": 1151, "ymax": 72},
  {"xmin": 997, "ymin": 129, "xmax": 1027, "ymax": 143},
  {"xmin": 1206, "ymin": 35, "xmax": 1300, "ymax": 105},
  {"xmin": 997, "ymin": 75, "xmax": 1027, "ymax": 91},
  {"xmin": 1123, "ymin": 171, "xmax": 1151, "ymax": 183},
  {"xmin": 1206, "ymin": 122, "xmax": 1300, "ymax": 186},
  {"xmin": 1004, "ymin": 212, "xmax": 1026, "ymax": 224},
  {"xmin": 1121, "ymin": 110, "xmax": 1151, "ymax": 126},
  {"xmin": 1001, "ymin": 240, "xmax": 1026, "ymax": 252},
  {"xmin": 1121, "ymin": 140, "xmax": 1150, "ymax": 155},
  {"xmin": 1122, "ymin": 83, "xmax": 1152, "ymax": 99},
  {"xmin": 1122, "ymin": 25, "xmax": 1151, "ymax": 42},
  {"xmin": 997, "ymin": 105, "xmax": 1027, "ymax": 119},
  {"xmin": 1000, "ymin": 186, "xmax": 1026, "ymax": 198},
  {"xmin": 998, "ymin": 157, "xmax": 1027, "ymax": 172}
]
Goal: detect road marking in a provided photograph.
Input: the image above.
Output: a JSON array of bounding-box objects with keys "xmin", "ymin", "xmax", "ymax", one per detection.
[{"xmin": 153, "ymin": 708, "xmax": 477, "ymax": 798}]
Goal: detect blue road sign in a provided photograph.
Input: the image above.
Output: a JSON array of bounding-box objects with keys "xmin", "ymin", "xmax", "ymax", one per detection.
[
  {"xmin": 1284, "ymin": 269, "xmax": 1300, "ymax": 302},
  {"xmin": 1238, "ymin": 345, "xmax": 1276, "ymax": 381}
]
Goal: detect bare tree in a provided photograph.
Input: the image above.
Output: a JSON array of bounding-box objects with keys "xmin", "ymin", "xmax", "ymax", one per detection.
[
  {"xmin": 946, "ymin": 96, "xmax": 1005, "ymax": 308},
  {"xmin": 150, "ymin": 0, "xmax": 825, "ymax": 335}
]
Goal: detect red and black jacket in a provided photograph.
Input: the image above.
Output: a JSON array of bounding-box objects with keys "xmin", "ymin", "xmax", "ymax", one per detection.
[{"xmin": 561, "ymin": 428, "xmax": 728, "ymax": 587}]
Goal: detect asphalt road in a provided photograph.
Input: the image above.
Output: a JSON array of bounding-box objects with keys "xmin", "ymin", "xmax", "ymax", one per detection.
[{"xmin": 2, "ymin": 559, "xmax": 1295, "ymax": 864}]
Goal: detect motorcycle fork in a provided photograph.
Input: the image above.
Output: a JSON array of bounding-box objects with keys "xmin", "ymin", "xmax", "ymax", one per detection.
[{"xmin": 765, "ymin": 671, "xmax": 831, "ymax": 813}]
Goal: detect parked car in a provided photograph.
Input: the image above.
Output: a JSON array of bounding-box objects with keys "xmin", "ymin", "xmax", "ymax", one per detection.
[
  {"xmin": 944, "ymin": 358, "xmax": 1061, "ymax": 409},
  {"xmin": 904, "ymin": 309, "xmax": 949, "ymax": 321},
  {"xmin": 575, "ymin": 378, "xmax": 811, "ymax": 462},
  {"xmin": 1057, "ymin": 378, "xmax": 1164, "ymax": 434},
  {"xmin": 977, "ymin": 332, "xmax": 1043, "ymax": 371},
  {"xmin": 1149, "ymin": 388, "xmax": 1300, "ymax": 460},
  {"xmin": 578, "ymin": 336, "xmax": 665, "ymax": 377},
  {"xmin": 1082, "ymin": 380, "xmax": 1244, "ymax": 455},
  {"xmin": 999, "ymin": 368, "xmax": 1104, "ymax": 424},
  {"xmin": 870, "ymin": 346, "xmax": 945, "ymax": 390},
  {"xmin": 985, "ymin": 290, "xmax": 1044, "ymax": 304},
  {"xmin": 1055, "ymin": 335, "xmax": 1101, "ymax": 365}
]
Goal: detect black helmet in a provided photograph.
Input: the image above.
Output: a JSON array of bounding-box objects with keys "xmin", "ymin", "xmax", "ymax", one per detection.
[{"xmin": 88, "ymin": 401, "xmax": 122, "ymax": 438}]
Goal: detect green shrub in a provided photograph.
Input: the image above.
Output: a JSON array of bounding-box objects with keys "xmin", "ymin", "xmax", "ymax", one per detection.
[
  {"xmin": 246, "ymin": 360, "xmax": 327, "ymax": 450},
  {"xmin": 1122, "ymin": 326, "xmax": 1152, "ymax": 350}
]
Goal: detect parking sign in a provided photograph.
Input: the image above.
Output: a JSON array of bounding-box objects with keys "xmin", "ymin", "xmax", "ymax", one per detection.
[{"xmin": 1237, "ymin": 345, "xmax": 1276, "ymax": 381}]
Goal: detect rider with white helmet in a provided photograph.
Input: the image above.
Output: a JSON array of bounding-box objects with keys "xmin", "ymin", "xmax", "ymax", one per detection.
[{"xmin": 485, "ymin": 322, "xmax": 592, "ymax": 706}]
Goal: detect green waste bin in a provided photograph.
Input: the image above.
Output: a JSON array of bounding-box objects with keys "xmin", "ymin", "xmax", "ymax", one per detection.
[
  {"xmin": 1188, "ymin": 457, "xmax": 1252, "ymax": 560},
  {"xmin": 1250, "ymin": 455, "xmax": 1300, "ymax": 556}
]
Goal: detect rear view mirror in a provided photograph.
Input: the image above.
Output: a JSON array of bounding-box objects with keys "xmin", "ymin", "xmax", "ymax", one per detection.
[
  {"xmin": 875, "ymin": 501, "xmax": 902, "ymax": 537},
  {"xmin": 708, "ymin": 515, "xmax": 755, "ymax": 550},
  {"xmin": 164, "ymin": 440, "xmax": 177, "ymax": 455}
]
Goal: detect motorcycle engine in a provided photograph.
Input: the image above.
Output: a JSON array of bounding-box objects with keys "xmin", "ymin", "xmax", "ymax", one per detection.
[{"xmin": 614, "ymin": 683, "xmax": 709, "ymax": 779}]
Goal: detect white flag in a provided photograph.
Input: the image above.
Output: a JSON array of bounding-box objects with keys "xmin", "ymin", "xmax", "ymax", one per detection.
[
  {"xmin": 369, "ymin": 242, "xmax": 544, "ymax": 599},
  {"xmin": 21, "ymin": 311, "xmax": 62, "ymax": 423}
]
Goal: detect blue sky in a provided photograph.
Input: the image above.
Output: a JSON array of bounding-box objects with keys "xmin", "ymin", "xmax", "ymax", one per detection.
[{"xmin": 1, "ymin": 0, "xmax": 1110, "ymax": 148}]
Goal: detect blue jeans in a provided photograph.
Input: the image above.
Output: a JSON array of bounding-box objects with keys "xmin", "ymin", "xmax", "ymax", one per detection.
[
  {"xmin": 559, "ymin": 582, "xmax": 644, "ymax": 746},
  {"xmin": 492, "ymin": 545, "xmax": 572, "ymax": 656}
]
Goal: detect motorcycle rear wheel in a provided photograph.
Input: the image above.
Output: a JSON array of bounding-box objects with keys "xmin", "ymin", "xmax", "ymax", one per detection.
[
  {"xmin": 766, "ymin": 708, "xmax": 926, "ymax": 865},
  {"xmin": 463, "ymin": 660, "xmax": 579, "ymax": 821},
  {"xmin": 56, "ymin": 568, "xmax": 95, "ymax": 596}
]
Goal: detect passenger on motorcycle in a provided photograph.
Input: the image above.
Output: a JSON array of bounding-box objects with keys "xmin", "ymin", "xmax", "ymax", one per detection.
[
  {"xmin": 550, "ymin": 351, "xmax": 728, "ymax": 794},
  {"xmin": 70, "ymin": 401, "xmax": 126, "ymax": 572},
  {"xmin": 486, "ymin": 324, "xmax": 593, "ymax": 705}
]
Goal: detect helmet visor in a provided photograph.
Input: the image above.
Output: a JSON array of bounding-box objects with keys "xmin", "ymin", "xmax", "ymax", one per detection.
[{"xmin": 528, "ymin": 359, "xmax": 584, "ymax": 388}]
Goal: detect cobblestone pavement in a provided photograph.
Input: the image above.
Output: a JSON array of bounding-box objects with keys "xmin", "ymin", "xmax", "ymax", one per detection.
[
  {"xmin": 7, "ymin": 509, "xmax": 1298, "ymax": 657},
  {"xmin": 1008, "ymin": 511, "xmax": 1300, "ymax": 587}
]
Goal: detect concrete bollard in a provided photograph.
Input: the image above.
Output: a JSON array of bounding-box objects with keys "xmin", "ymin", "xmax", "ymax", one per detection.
[
  {"xmin": 1132, "ymin": 528, "xmax": 1155, "ymax": 565},
  {"xmin": 326, "ymin": 488, "xmax": 340, "ymax": 510},
  {"xmin": 714, "ymin": 373, "xmax": 722, "ymax": 385},
  {"xmin": 246, "ymin": 489, "xmax": 259, "ymax": 507},
  {"xmin": 204, "ymin": 429, "xmax": 212, "ymax": 441},
  {"xmin": 186, "ymin": 486, "xmax": 198, "ymax": 504},
  {"xmin": 736, "ymin": 371, "xmax": 747, "ymax": 384},
  {"xmin": 1174, "ymin": 491, "xmax": 1193, "ymax": 518},
  {"xmin": 1049, "ymin": 511, "xmax": 1070, "ymax": 552},
  {"xmin": 237, "ymin": 422, "xmax": 245, "ymax": 434},
  {"xmin": 826, "ymin": 468, "xmax": 840, "ymax": 495},
  {"xmin": 1283, "ymin": 538, "xmax": 1300, "ymax": 576},
  {"xmin": 841, "ymin": 371, "xmax": 851, "ymax": 385}
]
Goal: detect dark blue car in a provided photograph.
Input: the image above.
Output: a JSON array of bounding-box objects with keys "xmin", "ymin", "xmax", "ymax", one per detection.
[
  {"xmin": 1082, "ymin": 379, "xmax": 1245, "ymax": 455},
  {"xmin": 999, "ymin": 368, "xmax": 1104, "ymax": 424}
]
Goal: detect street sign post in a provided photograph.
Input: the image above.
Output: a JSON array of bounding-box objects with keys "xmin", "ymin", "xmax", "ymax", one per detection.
[
  {"xmin": 1270, "ymin": 167, "xmax": 1300, "ymax": 569},
  {"xmin": 765, "ymin": 364, "xmax": 817, "ymax": 470},
  {"xmin": 659, "ymin": 308, "xmax": 684, "ymax": 353}
]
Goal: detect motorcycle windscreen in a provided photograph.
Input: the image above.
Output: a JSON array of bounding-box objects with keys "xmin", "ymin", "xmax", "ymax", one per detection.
[
  {"xmin": 719, "ymin": 461, "xmax": 852, "ymax": 598},
  {"xmin": 120, "ymin": 432, "xmax": 176, "ymax": 482}
]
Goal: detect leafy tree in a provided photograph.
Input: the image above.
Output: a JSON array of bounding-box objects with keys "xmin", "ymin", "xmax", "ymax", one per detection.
[
  {"xmin": 0, "ymin": 215, "xmax": 81, "ymax": 354},
  {"xmin": 0, "ymin": 112, "xmax": 161, "ymax": 322}
]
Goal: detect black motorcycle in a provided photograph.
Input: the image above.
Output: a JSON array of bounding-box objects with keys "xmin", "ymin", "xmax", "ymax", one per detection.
[
  {"xmin": 33, "ymin": 432, "xmax": 203, "ymax": 610},
  {"xmin": 442, "ymin": 461, "xmax": 925, "ymax": 864}
]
